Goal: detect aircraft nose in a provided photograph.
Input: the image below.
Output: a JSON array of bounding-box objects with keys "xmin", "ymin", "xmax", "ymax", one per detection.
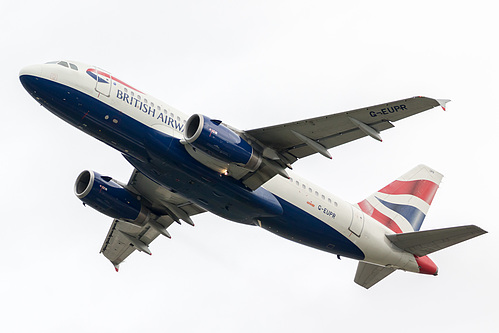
[
  {"xmin": 19, "ymin": 64, "xmax": 42, "ymax": 79},
  {"xmin": 19, "ymin": 64, "xmax": 44, "ymax": 96}
]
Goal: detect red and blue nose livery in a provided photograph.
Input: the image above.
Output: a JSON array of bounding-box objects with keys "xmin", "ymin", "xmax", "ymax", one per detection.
[
  {"xmin": 86, "ymin": 67, "xmax": 143, "ymax": 94},
  {"xmin": 86, "ymin": 68, "xmax": 111, "ymax": 84}
]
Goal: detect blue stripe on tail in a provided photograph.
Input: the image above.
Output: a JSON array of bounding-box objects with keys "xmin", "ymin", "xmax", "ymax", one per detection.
[{"xmin": 376, "ymin": 198, "xmax": 426, "ymax": 231}]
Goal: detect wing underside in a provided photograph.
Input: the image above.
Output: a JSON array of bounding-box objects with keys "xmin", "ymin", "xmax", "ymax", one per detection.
[
  {"xmin": 241, "ymin": 96, "xmax": 447, "ymax": 189},
  {"xmin": 99, "ymin": 169, "xmax": 205, "ymax": 270}
]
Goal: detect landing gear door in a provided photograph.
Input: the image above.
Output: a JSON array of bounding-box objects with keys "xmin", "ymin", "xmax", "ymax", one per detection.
[
  {"xmin": 349, "ymin": 207, "xmax": 364, "ymax": 237},
  {"xmin": 93, "ymin": 67, "xmax": 112, "ymax": 97}
]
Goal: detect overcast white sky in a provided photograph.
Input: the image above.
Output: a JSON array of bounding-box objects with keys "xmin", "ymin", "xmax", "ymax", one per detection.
[{"xmin": 1, "ymin": 1, "xmax": 497, "ymax": 332}]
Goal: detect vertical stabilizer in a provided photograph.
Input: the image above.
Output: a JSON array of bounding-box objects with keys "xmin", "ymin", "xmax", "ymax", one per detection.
[{"xmin": 357, "ymin": 165, "xmax": 443, "ymax": 233}]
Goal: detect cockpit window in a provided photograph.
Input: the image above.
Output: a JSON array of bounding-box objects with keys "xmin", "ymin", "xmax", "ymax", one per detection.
[{"xmin": 45, "ymin": 61, "xmax": 79, "ymax": 71}]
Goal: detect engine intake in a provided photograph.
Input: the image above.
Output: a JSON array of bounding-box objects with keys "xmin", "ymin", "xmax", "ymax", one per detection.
[
  {"xmin": 183, "ymin": 114, "xmax": 261, "ymax": 171},
  {"xmin": 75, "ymin": 170, "xmax": 148, "ymax": 224}
]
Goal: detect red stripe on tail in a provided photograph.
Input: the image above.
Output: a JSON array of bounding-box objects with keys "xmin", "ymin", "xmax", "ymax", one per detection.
[
  {"xmin": 358, "ymin": 200, "xmax": 403, "ymax": 234},
  {"xmin": 378, "ymin": 180, "xmax": 439, "ymax": 205}
]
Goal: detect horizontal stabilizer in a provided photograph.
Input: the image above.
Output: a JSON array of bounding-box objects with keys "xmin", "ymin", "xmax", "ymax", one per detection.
[
  {"xmin": 386, "ymin": 225, "xmax": 487, "ymax": 257},
  {"xmin": 354, "ymin": 262, "xmax": 396, "ymax": 289}
]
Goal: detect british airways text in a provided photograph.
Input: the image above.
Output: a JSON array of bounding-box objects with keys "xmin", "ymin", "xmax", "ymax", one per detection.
[{"xmin": 116, "ymin": 89, "xmax": 184, "ymax": 132}]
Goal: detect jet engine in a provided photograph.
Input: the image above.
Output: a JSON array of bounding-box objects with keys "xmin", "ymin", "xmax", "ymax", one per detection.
[
  {"xmin": 74, "ymin": 170, "xmax": 148, "ymax": 224},
  {"xmin": 182, "ymin": 114, "xmax": 261, "ymax": 174}
]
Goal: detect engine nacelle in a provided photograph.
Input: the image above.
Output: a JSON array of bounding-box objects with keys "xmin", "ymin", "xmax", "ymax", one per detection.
[
  {"xmin": 183, "ymin": 114, "xmax": 261, "ymax": 171},
  {"xmin": 74, "ymin": 170, "xmax": 148, "ymax": 223}
]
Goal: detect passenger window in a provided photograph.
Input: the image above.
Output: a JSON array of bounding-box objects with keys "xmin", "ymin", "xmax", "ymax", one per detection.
[{"xmin": 321, "ymin": 195, "xmax": 325, "ymax": 200}]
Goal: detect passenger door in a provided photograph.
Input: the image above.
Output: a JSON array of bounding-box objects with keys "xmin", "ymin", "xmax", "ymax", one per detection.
[{"xmin": 94, "ymin": 67, "xmax": 112, "ymax": 97}]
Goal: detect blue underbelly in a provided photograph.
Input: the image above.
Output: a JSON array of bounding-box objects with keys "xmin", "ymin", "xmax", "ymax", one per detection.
[
  {"xmin": 258, "ymin": 197, "xmax": 365, "ymax": 260},
  {"xmin": 21, "ymin": 75, "xmax": 365, "ymax": 260}
]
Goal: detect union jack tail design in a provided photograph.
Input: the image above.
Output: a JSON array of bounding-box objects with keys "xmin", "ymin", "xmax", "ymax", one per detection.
[{"xmin": 357, "ymin": 165, "xmax": 443, "ymax": 233}]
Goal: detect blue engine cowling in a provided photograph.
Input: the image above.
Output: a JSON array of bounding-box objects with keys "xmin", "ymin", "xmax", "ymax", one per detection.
[
  {"xmin": 183, "ymin": 114, "xmax": 261, "ymax": 170},
  {"xmin": 74, "ymin": 170, "xmax": 148, "ymax": 223}
]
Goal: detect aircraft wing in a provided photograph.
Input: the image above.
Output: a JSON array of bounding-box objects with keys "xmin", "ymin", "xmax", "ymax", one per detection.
[
  {"xmin": 241, "ymin": 97, "xmax": 449, "ymax": 190},
  {"xmin": 99, "ymin": 169, "xmax": 205, "ymax": 270}
]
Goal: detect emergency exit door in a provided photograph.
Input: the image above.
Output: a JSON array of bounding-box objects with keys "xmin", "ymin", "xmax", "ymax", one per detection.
[{"xmin": 349, "ymin": 207, "xmax": 364, "ymax": 237}]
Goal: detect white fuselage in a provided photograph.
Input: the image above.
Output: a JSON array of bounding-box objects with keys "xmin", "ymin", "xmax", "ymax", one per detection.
[{"xmin": 20, "ymin": 61, "xmax": 421, "ymax": 273}]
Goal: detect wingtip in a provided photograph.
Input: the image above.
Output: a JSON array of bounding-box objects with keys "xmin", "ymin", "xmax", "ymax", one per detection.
[{"xmin": 436, "ymin": 99, "xmax": 451, "ymax": 111}]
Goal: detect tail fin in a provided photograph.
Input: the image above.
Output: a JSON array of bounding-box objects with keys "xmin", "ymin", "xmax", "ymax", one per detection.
[
  {"xmin": 354, "ymin": 165, "xmax": 487, "ymax": 289},
  {"xmin": 357, "ymin": 164, "xmax": 443, "ymax": 233}
]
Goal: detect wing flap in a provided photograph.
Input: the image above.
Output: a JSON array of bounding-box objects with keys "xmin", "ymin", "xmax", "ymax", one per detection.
[
  {"xmin": 287, "ymin": 120, "xmax": 394, "ymax": 159},
  {"xmin": 386, "ymin": 225, "xmax": 487, "ymax": 257},
  {"xmin": 241, "ymin": 97, "xmax": 443, "ymax": 189},
  {"xmin": 100, "ymin": 220, "xmax": 145, "ymax": 268},
  {"xmin": 99, "ymin": 169, "xmax": 206, "ymax": 269},
  {"xmin": 246, "ymin": 96, "xmax": 440, "ymax": 157}
]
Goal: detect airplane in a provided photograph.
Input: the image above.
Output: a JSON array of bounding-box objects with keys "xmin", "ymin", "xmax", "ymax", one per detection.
[{"xmin": 19, "ymin": 60, "xmax": 487, "ymax": 289}]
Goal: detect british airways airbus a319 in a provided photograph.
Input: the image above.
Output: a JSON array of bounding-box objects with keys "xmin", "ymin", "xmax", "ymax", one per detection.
[{"xmin": 20, "ymin": 60, "xmax": 487, "ymax": 289}]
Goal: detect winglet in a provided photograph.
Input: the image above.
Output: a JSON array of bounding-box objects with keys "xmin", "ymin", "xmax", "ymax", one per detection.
[
  {"xmin": 114, "ymin": 264, "xmax": 120, "ymax": 272},
  {"xmin": 436, "ymin": 99, "xmax": 451, "ymax": 111}
]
